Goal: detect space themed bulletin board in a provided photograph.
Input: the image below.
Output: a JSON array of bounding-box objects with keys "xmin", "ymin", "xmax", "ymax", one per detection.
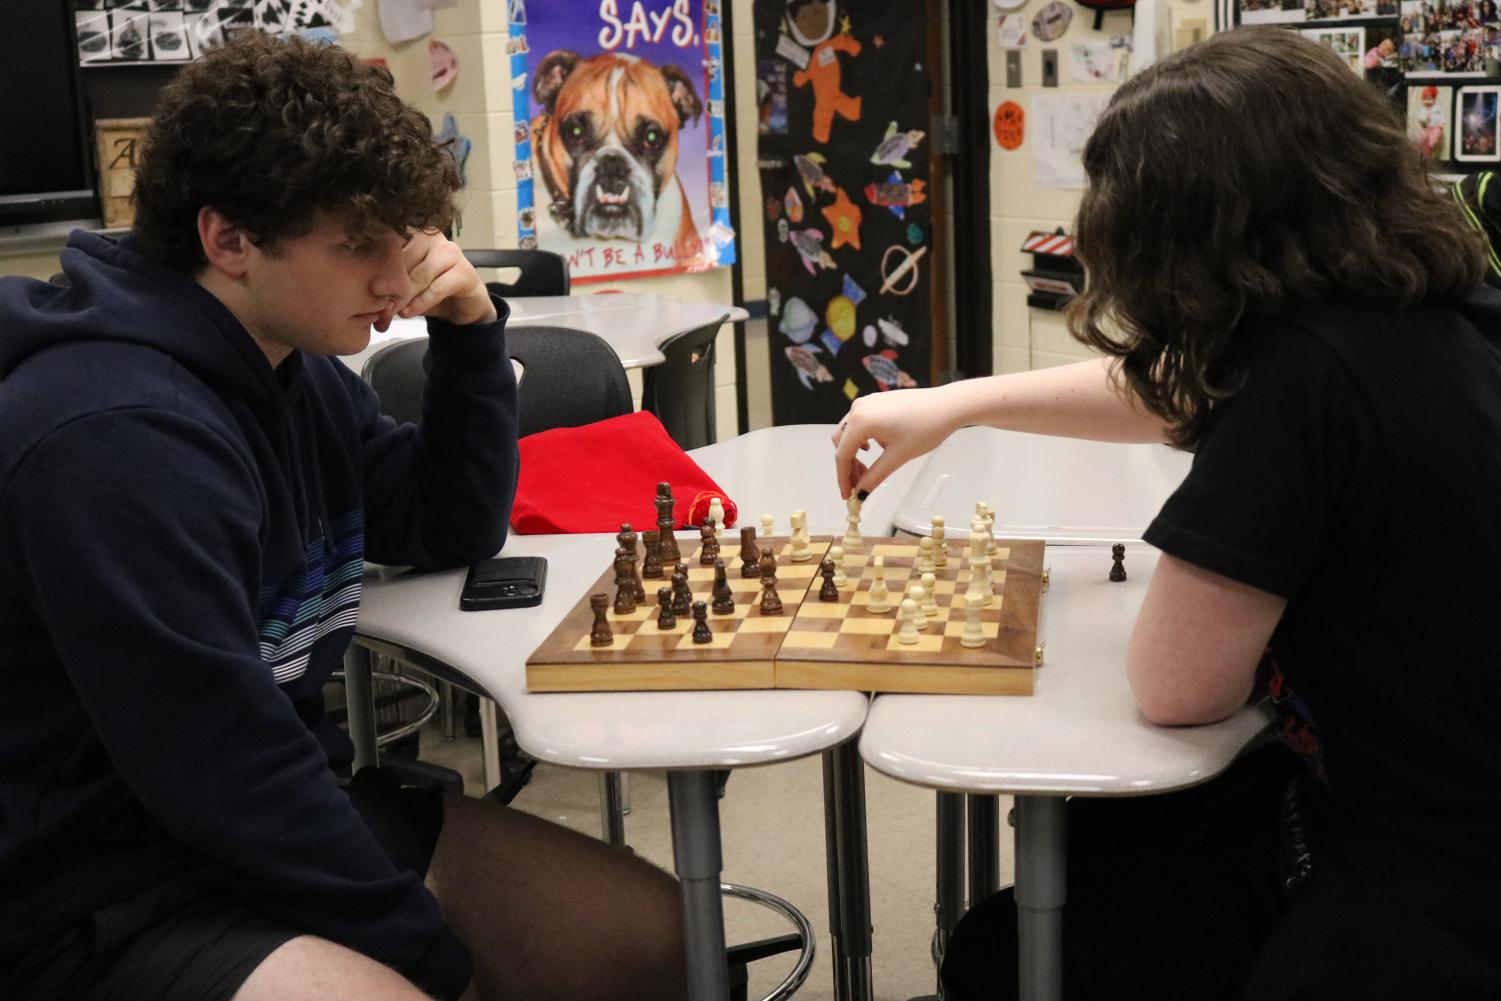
[{"xmin": 754, "ymin": 0, "xmax": 934, "ymax": 424}]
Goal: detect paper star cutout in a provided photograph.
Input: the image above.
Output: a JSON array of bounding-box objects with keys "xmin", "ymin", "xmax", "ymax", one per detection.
[{"xmin": 821, "ymin": 187, "xmax": 864, "ymax": 251}]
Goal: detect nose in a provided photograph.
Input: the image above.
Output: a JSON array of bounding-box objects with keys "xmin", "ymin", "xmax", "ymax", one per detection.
[{"xmin": 368, "ymin": 244, "xmax": 412, "ymax": 302}]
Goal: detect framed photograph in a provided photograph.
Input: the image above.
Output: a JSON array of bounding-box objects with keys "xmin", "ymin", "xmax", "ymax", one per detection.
[
  {"xmin": 148, "ymin": 12, "xmax": 189, "ymax": 61},
  {"xmin": 76, "ymin": 10, "xmax": 111, "ymax": 63},
  {"xmin": 1240, "ymin": 0, "xmax": 1307, "ymax": 23},
  {"xmin": 1302, "ymin": 26, "xmax": 1366, "ymax": 72},
  {"xmin": 1456, "ymin": 84, "xmax": 1501, "ymax": 161},
  {"xmin": 1409, "ymin": 82, "xmax": 1453, "ymax": 159}
]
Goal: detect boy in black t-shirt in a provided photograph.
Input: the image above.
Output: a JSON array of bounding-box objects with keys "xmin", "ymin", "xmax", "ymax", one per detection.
[{"xmin": 834, "ymin": 27, "xmax": 1501, "ymax": 1001}]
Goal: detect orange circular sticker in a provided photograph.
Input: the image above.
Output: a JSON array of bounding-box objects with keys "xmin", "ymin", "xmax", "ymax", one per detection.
[{"xmin": 993, "ymin": 101, "xmax": 1025, "ymax": 151}]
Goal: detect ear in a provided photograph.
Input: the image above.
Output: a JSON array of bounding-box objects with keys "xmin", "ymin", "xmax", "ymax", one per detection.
[
  {"xmin": 533, "ymin": 50, "xmax": 580, "ymax": 115},
  {"xmin": 197, "ymin": 206, "xmax": 253, "ymax": 279},
  {"xmin": 660, "ymin": 65, "xmax": 703, "ymax": 129}
]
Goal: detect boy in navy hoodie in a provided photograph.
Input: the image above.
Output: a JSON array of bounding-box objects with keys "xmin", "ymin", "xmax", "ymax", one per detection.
[{"xmin": 0, "ymin": 33, "xmax": 685, "ymax": 1001}]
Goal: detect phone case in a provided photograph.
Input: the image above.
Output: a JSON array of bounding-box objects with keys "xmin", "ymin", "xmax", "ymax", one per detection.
[{"xmin": 460, "ymin": 556, "xmax": 548, "ymax": 611}]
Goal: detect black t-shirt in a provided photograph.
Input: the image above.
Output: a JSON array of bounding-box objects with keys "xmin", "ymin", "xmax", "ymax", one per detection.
[{"xmin": 1144, "ymin": 289, "xmax": 1501, "ymax": 864}]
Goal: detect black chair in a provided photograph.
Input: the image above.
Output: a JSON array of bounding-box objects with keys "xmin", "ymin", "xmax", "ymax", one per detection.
[
  {"xmin": 506, "ymin": 325, "xmax": 634, "ymax": 436},
  {"xmin": 462, "ymin": 248, "xmax": 571, "ymax": 298},
  {"xmin": 641, "ymin": 317, "xmax": 728, "ymax": 451}
]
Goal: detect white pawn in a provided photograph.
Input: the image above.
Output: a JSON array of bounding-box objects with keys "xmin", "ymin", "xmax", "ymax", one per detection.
[
  {"xmin": 708, "ymin": 497, "xmax": 726, "ymax": 539},
  {"xmin": 931, "ymin": 516, "xmax": 947, "ymax": 568},
  {"xmin": 897, "ymin": 598, "xmax": 921, "ymax": 644},
  {"xmin": 843, "ymin": 494, "xmax": 863, "ymax": 552},
  {"xmin": 960, "ymin": 591, "xmax": 986, "ymax": 648},
  {"xmin": 761, "ymin": 512, "xmax": 775, "ymax": 539},
  {"xmin": 830, "ymin": 545, "xmax": 848, "ymax": 588},
  {"xmin": 906, "ymin": 583, "xmax": 929, "ymax": 630},
  {"xmin": 866, "ymin": 556, "xmax": 891, "ymax": 613},
  {"xmin": 915, "ymin": 536, "xmax": 935, "ymax": 573},
  {"xmin": 920, "ymin": 572, "xmax": 939, "ymax": 616}
]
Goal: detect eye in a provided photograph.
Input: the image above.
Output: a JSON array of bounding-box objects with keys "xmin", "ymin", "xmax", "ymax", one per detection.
[{"xmin": 570, "ymin": 123, "xmax": 584, "ymax": 137}]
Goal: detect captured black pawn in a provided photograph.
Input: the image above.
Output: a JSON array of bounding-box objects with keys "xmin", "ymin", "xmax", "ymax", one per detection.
[
  {"xmin": 1109, "ymin": 543, "xmax": 1127, "ymax": 582},
  {"xmin": 691, "ymin": 600, "xmax": 713, "ymax": 643}
]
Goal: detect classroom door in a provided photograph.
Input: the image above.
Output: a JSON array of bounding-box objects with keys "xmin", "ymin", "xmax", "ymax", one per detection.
[{"xmin": 752, "ymin": 0, "xmax": 944, "ymax": 424}]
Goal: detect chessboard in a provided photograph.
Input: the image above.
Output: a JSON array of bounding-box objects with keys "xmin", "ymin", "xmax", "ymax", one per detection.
[{"xmin": 526, "ymin": 533, "xmax": 1046, "ymax": 696}]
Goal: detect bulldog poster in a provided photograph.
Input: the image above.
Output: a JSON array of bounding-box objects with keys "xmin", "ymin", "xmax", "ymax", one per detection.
[{"xmin": 507, "ymin": 0, "xmax": 735, "ymax": 283}]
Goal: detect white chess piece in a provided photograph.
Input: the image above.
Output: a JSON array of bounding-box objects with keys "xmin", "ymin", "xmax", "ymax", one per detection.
[
  {"xmin": 794, "ymin": 509, "xmax": 810, "ymax": 545},
  {"xmin": 788, "ymin": 510, "xmax": 812, "ymax": 562},
  {"xmin": 843, "ymin": 494, "xmax": 863, "ymax": 551},
  {"xmin": 830, "ymin": 545, "xmax": 848, "ymax": 587},
  {"xmin": 761, "ymin": 513, "xmax": 775, "ymax": 539},
  {"xmin": 867, "ymin": 556, "xmax": 891, "ymax": 612},
  {"xmin": 708, "ymin": 497, "xmax": 726, "ymax": 539},
  {"xmin": 906, "ymin": 584, "xmax": 928, "ymax": 630},
  {"xmin": 915, "ymin": 536, "xmax": 935, "ymax": 573},
  {"xmin": 897, "ymin": 598, "xmax": 920, "ymax": 644},
  {"xmin": 931, "ymin": 515, "xmax": 947, "ymax": 568},
  {"xmin": 960, "ymin": 591, "xmax": 985, "ymax": 648},
  {"xmin": 920, "ymin": 572, "xmax": 939, "ymax": 616}
]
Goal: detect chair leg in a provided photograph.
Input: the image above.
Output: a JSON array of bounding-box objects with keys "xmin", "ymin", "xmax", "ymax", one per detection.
[
  {"xmin": 440, "ymin": 680, "xmax": 457, "ymax": 741},
  {"xmin": 478, "ymin": 698, "xmax": 502, "ymax": 791},
  {"xmin": 600, "ymin": 772, "xmax": 628, "ymax": 847},
  {"xmin": 343, "ymin": 645, "xmax": 379, "ymax": 772}
]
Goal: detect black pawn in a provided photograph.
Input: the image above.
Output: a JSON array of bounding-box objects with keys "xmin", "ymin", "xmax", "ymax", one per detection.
[
  {"xmin": 613, "ymin": 546, "xmax": 636, "ymax": 614},
  {"xmin": 691, "ymin": 601, "xmax": 713, "ymax": 644},
  {"xmin": 671, "ymin": 569, "xmax": 692, "ymax": 616},
  {"xmin": 759, "ymin": 571, "xmax": 784, "ymax": 615},
  {"xmin": 589, "ymin": 593, "xmax": 613, "ymax": 646},
  {"xmin": 656, "ymin": 586, "xmax": 676, "ymax": 629},
  {"xmin": 1109, "ymin": 543, "xmax": 1127, "ymax": 582},
  {"xmin": 712, "ymin": 559, "xmax": 735, "ymax": 614},
  {"xmin": 699, "ymin": 520, "xmax": 720, "ymax": 565},
  {"xmin": 818, "ymin": 557, "xmax": 840, "ymax": 601},
  {"xmin": 739, "ymin": 526, "xmax": 761, "ymax": 578}
]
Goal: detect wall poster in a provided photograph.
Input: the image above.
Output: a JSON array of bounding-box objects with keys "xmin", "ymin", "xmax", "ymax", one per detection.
[
  {"xmin": 507, "ymin": 0, "xmax": 736, "ymax": 283},
  {"xmin": 753, "ymin": 0, "xmax": 933, "ymax": 425}
]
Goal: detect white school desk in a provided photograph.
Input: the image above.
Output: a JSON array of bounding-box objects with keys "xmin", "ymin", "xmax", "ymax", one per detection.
[
  {"xmin": 340, "ymin": 293, "xmax": 750, "ymax": 374},
  {"xmin": 891, "ymin": 426, "xmax": 1192, "ymax": 544}
]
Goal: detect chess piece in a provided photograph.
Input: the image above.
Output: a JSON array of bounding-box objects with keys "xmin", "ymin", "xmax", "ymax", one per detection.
[
  {"xmin": 699, "ymin": 520, "xmax": 720, "ymax": 565},
  {"xmin": 920, "ymin": 572, "xmax": 939, "ymax": 616},
  {"xmin": 613, "ymin": 546, "xmax": 636, "ymax": 614},
  {"xmin": 794, "ymin": 508, "xmax": 810, "ymax": 545},
  {"xmin": 671, "ymin": 567, "xmax": 692, "ymax": 616},
  {"xmin": 932, "ymin": 515, "xmax": 948, "ymax": 568},
  {"xmin": 960, "ymin": 591, "xmax": 986, "ymax": 648},
  {"xmin": 656, "ymin": 482, "xmax": 680, "ymax": 563},
  {"xmin": 897, "ymin": 598, "xmax": 920, "ymax": 644},
  {"xmin": 739, "ymin": 527, "xmax": 761, "ymax": 578},
  {"xmin": 915, "ymin": 536, "xmax": 935, "ymax": 573},
  {"xmin": 759, "ymin": 548, "xmax": 778, "ymax": 580},
  {"xmin": 761, "ymin": 513, "xmax": 775, "ymax": 539},
  {"xmin": 712, "ymin": 559, "xmax": 735, "ymax": 614},
  {"xmin": 691, "ymin": 601, "xmax": 713, "ymax": 643},
  {"xmin": 1110, "ymin": 543, "xmax": 1127, "ymax": 582},
  {"xmin": 819, "ymin": 558, "xmax": 840, "ymax": 601},
  {"xmin": 759, "ymin": 570, "xmax": 784, "ymax": 615},
  {"xmin": 589, "ymin": 593, "xmax": 613, "ymax": 646},
  {"xmin": 843, "ymin": 494, "xmax": 863, "ymax": 552},
  {"xmin": 788, "ymin": 510, "xmax": 812, "ymax": 562},
  {"xmin": 830, "ymin": 544, "xmax": 848, "ymax": 587},
  {"xmin": 642, "ymin": 529, "xmax": 663, "ymax": 579},
  {"xmin": 708, "ymin": 497, "xmax": 726, "ymax": 539},
  {"xmin": 907, "ymin": 584, "xmax": 928, "ymax": 630},
  {"xmin": 866, "ymin": 555, "xmax": 891, "ymax": 613},
  {"xmin": 656, "ymin": 586, "xmax": 676, "ymax": 629},
  {"xmin": 618, "ymin": 525, "xmax": 645, "ymax": 602}
]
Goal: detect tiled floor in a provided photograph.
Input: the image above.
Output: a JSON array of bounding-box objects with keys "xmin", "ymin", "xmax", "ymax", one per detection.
[{"xmin": 420, "ymin": 719, "xmax": 1016, "ymax": 1001}]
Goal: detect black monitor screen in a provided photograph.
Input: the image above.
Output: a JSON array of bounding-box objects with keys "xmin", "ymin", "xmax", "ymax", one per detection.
[{"xmin": 0, "ymin": 1, "xmax": 95, "ymax": 224}]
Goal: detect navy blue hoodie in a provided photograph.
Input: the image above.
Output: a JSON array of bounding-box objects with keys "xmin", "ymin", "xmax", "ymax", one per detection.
[{"xmin": 0, "ymin": 232, "xmax": 519, "ymax": 998}]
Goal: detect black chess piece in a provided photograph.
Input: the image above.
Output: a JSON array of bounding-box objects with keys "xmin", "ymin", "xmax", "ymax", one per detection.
[
  {"xmin": 613, "ymin": 547, "xmax": 636, "ymax": 614},
  {"xmin": 656, "ymin": 482, "xmax": 680, "ymax": 563},
  {"xmin": 699, "ymin": 520, "xmax": 720, "ymax": 565},
  {"xmin": 712, "ymin": 559, "xmax": 735, "ymax": 614},
  {"xmin": 759, "ymin": 571, "xmax": 784, "ymax": 615},
  {"xmin": 671, "ymin": 569, "xmax": 692, "ymax": 616},
  {"xmin": 819, "ymin": 557, "xmax": 840, "ymax": 601},
  {"xmin": 589, "ymin": 593, "xmax": 613, "ymax": 646},
  {"xmin": 656, "ymin": 586, "xmax": 676, "ymax": 629},
  {"xmin": 739, "ymin": 526, "xmax": 761, "ymax": 578},
  {"xmin": 691, "ymin": 601, "xmax": 713, "ymax": 644},
  {"xmin": 641, "ymin": 529, "xmax": 663, "ymax": 579},
  {"xmin": 1109, "ymin": 543, "xmax": 1127, "ymax": 582}
]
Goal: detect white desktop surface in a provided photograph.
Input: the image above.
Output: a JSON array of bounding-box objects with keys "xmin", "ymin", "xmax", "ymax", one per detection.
[
  {"xmin": 340, "ymin": 293, "xmax": 749, "ymax": 374},
  {"xmin": 357, "ymin": 532, "xmax": 868, "ymax": 771},
  {"xmin": 860, "ymin": 544, "xmax": 1268, "ymax": 796},
  {"xmin": 892, "ymin": 426, "xmax": 1192, "ymax": 544}
]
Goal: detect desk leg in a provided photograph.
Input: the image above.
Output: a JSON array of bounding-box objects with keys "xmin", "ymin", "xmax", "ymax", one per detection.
[
  {"xmin": 822, "ymin": 742, "xmax": 874, "ymax": 1001},
  {"xmin": 343, "ymin": 646, "xmax": 378, "ymax": 772},
  {"xmin": 932, "ymin": 791, "xmax": 967, "ymax": 983},
  {"xmin": 600, "ymin": 772, "xmax": 628, "ymax": 847},
  {"xmin": 965, "ymin": 794, "xmax": 1001, "ymax": 907},
  {"xmin": 1014, "ymin": 795, "xmax": 1066, "ymax": 1001},
  {"xmin": 668, "ymin": 771, "xmax": 731, "ymax": 1001}
]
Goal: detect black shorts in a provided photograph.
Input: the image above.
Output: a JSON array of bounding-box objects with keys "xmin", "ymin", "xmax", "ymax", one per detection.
[{"xmin": 0, "ymin": 768, "xmax": 445, "ymax": 1001}]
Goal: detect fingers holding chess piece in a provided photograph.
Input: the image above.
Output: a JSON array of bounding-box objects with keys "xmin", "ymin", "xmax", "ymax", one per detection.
[{"xmin": 843, "ymin": 494, "xmax": 863, "ymax": 552}]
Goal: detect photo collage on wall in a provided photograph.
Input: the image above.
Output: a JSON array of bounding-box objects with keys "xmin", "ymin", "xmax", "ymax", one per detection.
[
  {"xmin": 1237, "ymin": 0, "xmax": 1501, "ymax": 169},
  {"xmin": 71, "ymin": 0, "xmax": 356, "ymax": 66}
]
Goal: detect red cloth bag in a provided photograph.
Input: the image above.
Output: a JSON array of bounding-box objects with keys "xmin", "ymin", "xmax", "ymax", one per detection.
[{"xmin": 510, "ymin": 411, "xmax": 738, "ymax": 534}]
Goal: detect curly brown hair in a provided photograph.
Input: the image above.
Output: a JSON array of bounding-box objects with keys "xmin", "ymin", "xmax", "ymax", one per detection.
[
  {"xmin": 1068, "ymin": 27, "xmax": 1487, "ymax": 448},
  {"xmin": 131, "ymin": 32, "xmax": 458, "ymax": 272}
]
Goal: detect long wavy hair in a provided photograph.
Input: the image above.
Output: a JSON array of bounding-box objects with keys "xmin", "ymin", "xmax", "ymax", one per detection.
[
  {"xmin": 132, "ymin": 33, "xmax": 458, "ymax": 272},
  {"xmin": 1068, "ymin": 27, "xmax": 1487, "ymax": 447}
]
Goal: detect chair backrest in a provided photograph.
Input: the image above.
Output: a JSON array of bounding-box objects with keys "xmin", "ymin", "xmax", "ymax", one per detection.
[
  {"xmin": 462, "ymin": 248, "xmax": 571, "ymax": 298},
  {"xmin": 640, "ymin": 317, "xmax": 727, "ymax": 451},
  {"xmin": 360, "ymin": 339, "xmax": 429, "ymax": 426},
  {"xmin": 506, "ymin": 325, "xmax": 633, "ymax": 437}
]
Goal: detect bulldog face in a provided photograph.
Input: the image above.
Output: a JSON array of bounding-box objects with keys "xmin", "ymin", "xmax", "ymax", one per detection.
[{"xmin": 533, "ymin": 50, "xmax": 703, "ymax": 241}]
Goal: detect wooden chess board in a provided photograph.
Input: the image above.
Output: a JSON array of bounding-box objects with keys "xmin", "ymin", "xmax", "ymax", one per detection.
[{"xmin": 526, "ymin": 534, "xmax": 1046, "ymax": 695}]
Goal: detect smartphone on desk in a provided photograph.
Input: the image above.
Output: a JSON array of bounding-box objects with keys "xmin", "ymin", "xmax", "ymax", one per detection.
[{"xmin": 460, "ymin": 556, "xmax": 547, "ymax": 611}]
